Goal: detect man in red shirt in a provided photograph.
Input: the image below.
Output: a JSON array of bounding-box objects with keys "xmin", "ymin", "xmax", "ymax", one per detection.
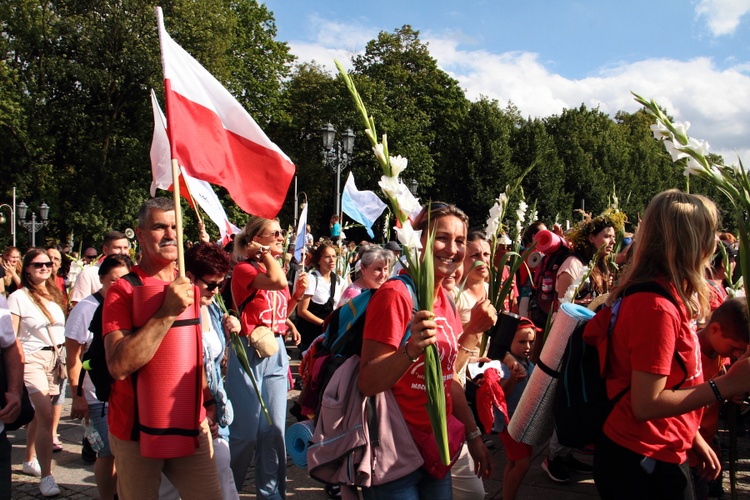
[{"xmin": 102, "ymin": 197, "xmax": 220, "ymax": 499}]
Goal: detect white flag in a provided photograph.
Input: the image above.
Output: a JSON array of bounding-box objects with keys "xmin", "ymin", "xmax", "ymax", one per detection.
[{"xmin": 341, "ymin": 172, "xmax": 387, "ymax": 238}]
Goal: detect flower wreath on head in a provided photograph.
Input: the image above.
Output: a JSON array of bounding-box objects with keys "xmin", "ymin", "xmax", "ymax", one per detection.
[{"xmin": 565, "ymin": 209, "xmax": 627, "ymax": 254}]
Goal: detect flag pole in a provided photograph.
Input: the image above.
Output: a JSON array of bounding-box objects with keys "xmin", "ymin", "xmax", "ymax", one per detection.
[{"xmin": 172, "ymin": 158, "xmax": 186, "ymax": 277}]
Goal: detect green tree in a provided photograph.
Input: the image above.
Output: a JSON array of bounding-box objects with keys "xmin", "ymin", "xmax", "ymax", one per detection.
[
  {"xmin": 0, "ymin": 0, "xmax": 295, "ymax": 248},
  {"xmin": 352, "ymin": 25, "xmax": 468, "ymax": 194}
]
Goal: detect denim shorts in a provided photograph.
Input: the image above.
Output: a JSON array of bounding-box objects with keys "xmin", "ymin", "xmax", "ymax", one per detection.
[{"xmin": 88, "ymin": 402, "xmax": 112, "ymax": 458}]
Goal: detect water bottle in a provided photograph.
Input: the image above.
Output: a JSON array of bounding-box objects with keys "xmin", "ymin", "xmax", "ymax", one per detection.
[{"xmin": 84, "ymin": 424, "xmax": 105, "ymax": 453}]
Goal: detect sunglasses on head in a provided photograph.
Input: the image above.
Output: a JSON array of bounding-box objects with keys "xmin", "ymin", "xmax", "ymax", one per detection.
[
  {"xmin": 31, "ymin": 261, "xmax": 53, "ymax": 269},
  {"xmin": 198, "ymin": 277, "xmax": 225, "ymax": 292}
]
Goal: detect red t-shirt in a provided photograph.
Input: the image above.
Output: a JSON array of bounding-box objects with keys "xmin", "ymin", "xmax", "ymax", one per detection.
[
  {"xmin": 603, "ymin": 280, "xmax": 703, "ymax": 464},
  {"xmin": 101, "ymin": 266, "xmax": 206, "ymax": 441},
  {"xmin": 362, "ymin": 278, "xmax": 461, "ymax": 433},
  {"xmin": 231, "ymin": 261, "xmax": 290, "ymax": 335}
]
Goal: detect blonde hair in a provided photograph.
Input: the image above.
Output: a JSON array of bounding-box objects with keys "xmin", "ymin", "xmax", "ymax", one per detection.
[
  {"xmin": 611, "ymin": 189, "xmax": 718, "ymax": 320},
  {"xmin": 233, "ymin": 216, "xmax": 278, "ymax": 262}
]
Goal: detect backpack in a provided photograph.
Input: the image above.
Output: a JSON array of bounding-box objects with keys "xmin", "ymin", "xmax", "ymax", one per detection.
[
  {"xmin": 529, "ymin": 247, "xmax": 574, "ymax": 326},
  {"xmin": 295, "ymin": 274, "xmax": 418, "ymax": 419},
  {"xmin": 552, "ymin": 282, "xmax": 688, "ymax": 448},
  {"xmin": 80, "ymin": 272, "xmax": 142, "ymax": 404}
]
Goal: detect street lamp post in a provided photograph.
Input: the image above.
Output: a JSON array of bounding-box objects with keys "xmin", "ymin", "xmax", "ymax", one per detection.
[
  {"xmin": 321, "ymin": 123, "xmax": 355, "ymax": 218},
  {"xmin": 408, "ymin": 179, "xmax": 419, "ymax": 196},
  {"xmin": 0, "ymin": 187, "xmax": 18, "ymax": 248},
  {"xmin": 17, "ymin": 201, "xmax": 50, "ymax": 248}
]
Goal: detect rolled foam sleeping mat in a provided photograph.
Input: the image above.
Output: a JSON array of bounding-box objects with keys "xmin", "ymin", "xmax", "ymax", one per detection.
[
  {"xmin": 133, "ymin": 284, "xmax": 203, "ymax": 458},
  {"xmin": 286, "ymin": 420, "xmax": 316, "ymax": 467},
  {"xmin": 507, "ymin": 303, "xmax": 595, "ymax": 445}
]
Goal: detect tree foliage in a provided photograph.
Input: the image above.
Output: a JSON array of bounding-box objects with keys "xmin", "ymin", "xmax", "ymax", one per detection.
[{"xmin": 0, "ymin": 8, "xmax": 736, "ymax": 251}]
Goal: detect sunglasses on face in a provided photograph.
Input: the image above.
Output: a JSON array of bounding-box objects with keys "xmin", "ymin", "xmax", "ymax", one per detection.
[
  {"xmin": 84, "ymin": 254, "xmax": 97, "ymax": 260},
  {"xmin": 31, "ymin": 261, "xmax": 53, "ymax": 269},
  {"xmin": 198, "ymin": 277, "xmax": 225, "ymax": 292},
  {"xmin": 259, "ymin": 230, "xmax": 286, "ymax": 239}
]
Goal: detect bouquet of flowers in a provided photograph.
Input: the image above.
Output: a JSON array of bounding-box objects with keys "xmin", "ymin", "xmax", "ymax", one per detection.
[{"xmin": 336, "ymin": 60, "xmax": 450, "ymax": 465}]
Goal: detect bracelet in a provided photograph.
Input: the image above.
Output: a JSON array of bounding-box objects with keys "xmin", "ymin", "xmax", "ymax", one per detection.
[
  {"xmin": 203, "ymin": 398, "xmax": 217, "ymax": 408},
  {"xmin": 466, "ymin": 428, "xmax": 482, "ymax": 441},
  {"xmin": 403, "ymin": 341, "xmax": 419, "ymax": 363},
  {"xmin": 459, "ymin": 345, "xmax": 479, "ymax": 355},
  {"xmin": 708, "ymin": 379, "xmax": 725, "ymax": 403}
]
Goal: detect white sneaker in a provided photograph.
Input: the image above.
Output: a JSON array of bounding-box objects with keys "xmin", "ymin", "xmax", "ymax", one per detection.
[
  {"xmin": 22, "ymin": 459, "xmax": 41, "ymax": 477},
  {"xmin": 39, "ymin": 475, "xmax": 61, "ymax": 497}
]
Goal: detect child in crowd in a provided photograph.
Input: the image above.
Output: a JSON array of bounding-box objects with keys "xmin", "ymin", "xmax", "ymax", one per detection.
[
  {"xmin": 494, "ymin": 317, "xmax": 537, "ymax": 500},
  {"xmin": 689, "ymin": 297, "xmax": 750, "ymax": 499}
]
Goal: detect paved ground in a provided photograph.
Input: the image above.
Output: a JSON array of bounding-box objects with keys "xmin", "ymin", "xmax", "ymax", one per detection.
[{"xmin": 8, "ymin": 347, "xmax": 750, "ymax": 499}]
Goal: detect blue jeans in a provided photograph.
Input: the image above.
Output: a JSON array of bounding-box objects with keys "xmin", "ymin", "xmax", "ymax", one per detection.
[
  {"xmin": 362, "ymin": 468, "xmax": 452, "ymax": 500},
  {"xmin": 226, "ymin": 335, "xmax": 288, "ymax": 499},
  {"xmin": 88, "ymin": 402, "xmax": 112, "ymax": 457}
]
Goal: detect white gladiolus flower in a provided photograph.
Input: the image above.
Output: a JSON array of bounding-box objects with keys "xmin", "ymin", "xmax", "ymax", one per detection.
[
  {"xmin": 379, "ymin": 175, "xmax": 402, "ymax": 199},
  {"xmin": 665, "ymin": 140, "xmax": 689, "ymax": 162},
  {"xmin": 373, "ymin": 144, "xmax": 386, "ymax": 163},
  {"xmin": 394, "ymin": 220, "xmax": 423, "ymax": 250},
  {"xmin": 516, "ymin": 200, "xmax": 528, "ymax": 223},
  {"xmin": 650, "ymin": 122, "xmax": 671, "ymax": 140},
  {"xmin": 562, "ymin": 266, "xmax": 590, "ymax": 304},
  {"xmin": 389, "ymin": 155, "xmax": 408, "ymax": 177}
]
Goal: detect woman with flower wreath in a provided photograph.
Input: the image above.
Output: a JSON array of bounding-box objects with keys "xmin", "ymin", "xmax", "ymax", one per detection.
[
  {"xmin": 358, "ymin": 202, "xmax": 493, "ymax": 499},
  {"xmin": 554, "ymin": 211, "xmax": 624, "ymax": 308}
]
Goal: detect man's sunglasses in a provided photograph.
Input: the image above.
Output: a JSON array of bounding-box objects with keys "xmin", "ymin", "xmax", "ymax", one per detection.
[
  {"xmin": 31, "ymin": 261, "xmax": 54, "ymax": 269},
  {"xmin": 198, "ymin": 277, "xmax": 225, "ymax": 292}
]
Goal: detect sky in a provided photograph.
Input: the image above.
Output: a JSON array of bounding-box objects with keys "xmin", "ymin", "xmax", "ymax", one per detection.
[{"xmin": 264, "ymin": 0, "xmax": 750, "ymax": 164}]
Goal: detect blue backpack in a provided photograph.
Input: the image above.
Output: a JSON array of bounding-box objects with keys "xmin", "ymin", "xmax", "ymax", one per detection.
[{"xmin": 294, "ymin": 274, "xmax": 418, "ymax": 419}]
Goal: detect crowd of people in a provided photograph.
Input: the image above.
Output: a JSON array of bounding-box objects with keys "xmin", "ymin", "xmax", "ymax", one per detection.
[{"xmin": 0, "ymin": 189, "xmax": 748, "ymax": 500}]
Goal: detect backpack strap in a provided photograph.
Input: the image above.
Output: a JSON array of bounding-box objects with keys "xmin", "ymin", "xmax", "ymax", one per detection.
[
  {"xmin": 364, "ymin": 273, "xmax": 421, "ymax": 452},
  {"xmin": 121, "ymin": 271, "xmax": 143, "ymax": 288},
  {"xmin": 606, "ymin": 281, "xmax": 688, "ymax": 408},
  {"xmin": 120, "ymin": 271, "xmax": 144, "ymax": 441}
]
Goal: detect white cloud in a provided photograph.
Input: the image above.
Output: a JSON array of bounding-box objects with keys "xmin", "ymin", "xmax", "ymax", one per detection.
[
  {"xmin": 287, "ymin": 21, "xmax": 750, "ymax": 166},
  {"xmin": 695, "ymin": 0, "xmax": 750, "ymax": 36}
]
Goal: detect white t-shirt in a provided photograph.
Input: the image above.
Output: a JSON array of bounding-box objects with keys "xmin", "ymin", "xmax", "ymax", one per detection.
[
  {"xmin": 8, "ymin": 289, "xmax": 66, "ymax": 354},
  {"xmin": 64, "ymin": 293, "xmax": 100, "ymax": 404},
  {"xmin": 0, "ymin": 295, "xmax": 15, "ymax": 434},
  {"xmin": 304, "ymin": 270, "xmax": 344, "ymax": 307},
  {"xmin": 70, "ymin": 265, "xmax": 102, "ymax": 304}
]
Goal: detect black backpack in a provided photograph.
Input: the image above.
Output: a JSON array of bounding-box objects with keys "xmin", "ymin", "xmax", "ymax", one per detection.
[
  {"xmin": 552, "ymin": 282, "xmax": 688, "ymax": 448},
  {"xmin": 80, "ymin": 272, "xmax": 143, "ymax": 404}
]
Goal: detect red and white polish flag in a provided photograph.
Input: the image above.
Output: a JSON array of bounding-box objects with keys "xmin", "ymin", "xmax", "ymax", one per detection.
[
  {"xmin": 150, "ymin": 89, "xmax": 240, "ymax": 244},
  {"xmin": 156, "ymin": 7, "xmax": 295, "ymax": 219}
]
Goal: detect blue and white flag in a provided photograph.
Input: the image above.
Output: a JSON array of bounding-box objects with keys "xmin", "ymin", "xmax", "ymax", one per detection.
[
  {"xmin": 341, "ymin": 172, "xmax": 387, "ymax": 238},
  {"xmin": 294, "ymin": 202, "xmax": 308, "ymax": 263}
]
